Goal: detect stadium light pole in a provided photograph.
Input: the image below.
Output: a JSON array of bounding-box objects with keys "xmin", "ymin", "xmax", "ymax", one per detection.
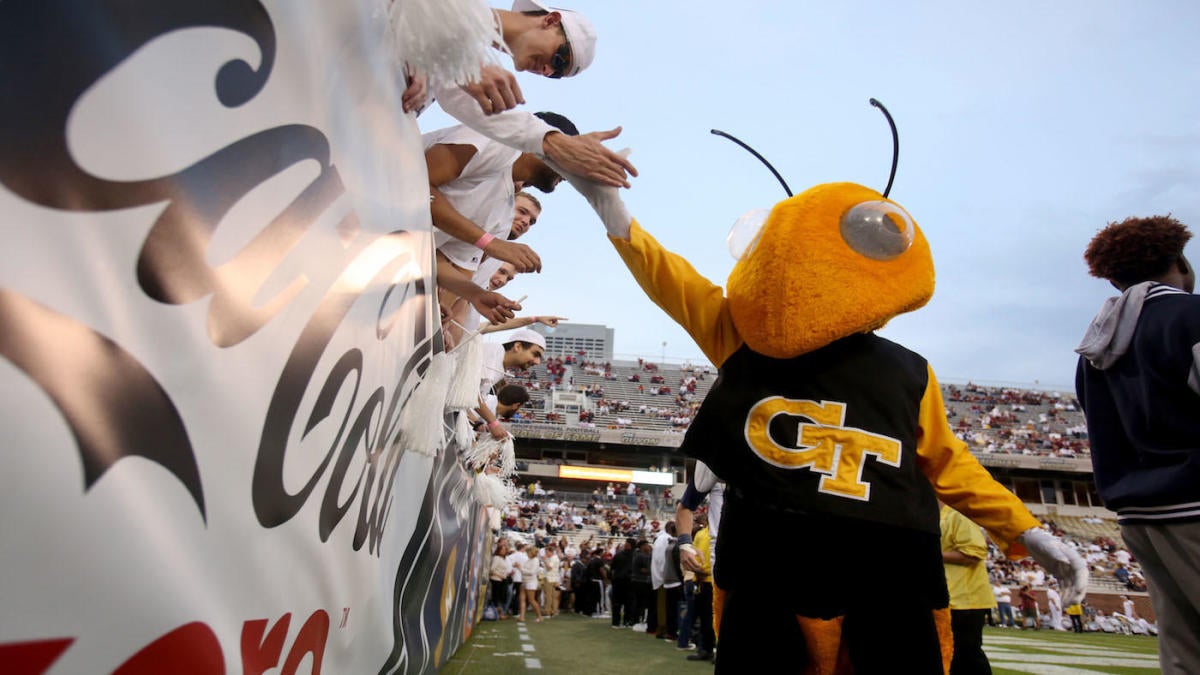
[{"xmin": 661, "ymin": 341, "xmax": 666, "ymax": 366}]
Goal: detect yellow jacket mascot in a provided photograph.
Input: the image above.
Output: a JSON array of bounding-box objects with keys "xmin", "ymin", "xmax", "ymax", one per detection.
[{"xmin": 555, "ymin": 101, "xmax": 1086, "ymax": 674}]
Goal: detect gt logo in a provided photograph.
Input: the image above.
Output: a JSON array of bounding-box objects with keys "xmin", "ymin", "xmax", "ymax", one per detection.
[{"xmin": 744, "ymin": 397, "xmax": 902, "ymax": 501}]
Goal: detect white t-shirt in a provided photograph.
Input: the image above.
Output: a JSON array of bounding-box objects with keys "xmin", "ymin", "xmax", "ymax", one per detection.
[
  {"xmin": 479, "ymin": 341, "xmax": 507, "ymax": 399},
  {"xmin": 507, "ymin": 550, "xmax": 528, "ymax": 583},
  {"xmin": 423, "ymin": 124, "xmax": 520, "ymax": 271},
  {"xmin": 542, "ymin": 554, "xmax": 562, "ymax": 583},
  {"xmin": 520, "ymin": 556, "xmax": 542, "ymax": 589}
]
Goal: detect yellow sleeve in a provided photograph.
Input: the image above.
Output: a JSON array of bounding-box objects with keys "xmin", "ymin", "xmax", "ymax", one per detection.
[
  {"xmin": 917, "ymin": 365, "xmax": 1040, "ymax": 553},
  {"xmin": 609, "ymin": 220, "xmax": 743, "ymax": 366}
]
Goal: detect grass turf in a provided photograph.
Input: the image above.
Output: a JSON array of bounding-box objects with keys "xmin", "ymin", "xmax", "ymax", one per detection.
[{"xmin": 442, "ymin": 615, "xmax": 1161, "ymax": 674}]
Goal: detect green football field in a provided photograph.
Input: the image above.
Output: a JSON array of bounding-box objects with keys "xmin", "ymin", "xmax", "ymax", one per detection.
[{"xmin": 442, "ymin": 614, "xmax": 1160, "ymax": 674}]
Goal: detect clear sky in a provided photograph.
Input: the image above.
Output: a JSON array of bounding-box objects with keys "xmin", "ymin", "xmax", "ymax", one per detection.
[{"xmin": 419, "ymin": 1, "xmax": 1200, "ymax": 391}]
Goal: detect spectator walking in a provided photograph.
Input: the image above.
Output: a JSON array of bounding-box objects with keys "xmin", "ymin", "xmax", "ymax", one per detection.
[{"xmin": 519, "ymin": 543, "xmax": 545, "ymax": 622}]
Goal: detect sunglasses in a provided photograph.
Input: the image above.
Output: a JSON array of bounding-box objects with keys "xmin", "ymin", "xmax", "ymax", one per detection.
[{"xmin": 548, "ymin": 32, "xmax": 572, "ymax": 78}]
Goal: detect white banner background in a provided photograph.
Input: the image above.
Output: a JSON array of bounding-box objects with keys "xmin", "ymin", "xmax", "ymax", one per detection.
[{"xmin": 0, "ymin": 2, "xmax": 487, "ymax": 672}]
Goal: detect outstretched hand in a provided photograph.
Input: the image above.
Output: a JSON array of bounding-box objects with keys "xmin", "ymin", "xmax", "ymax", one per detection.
[
  {"xmin": 546, "ymin": 152, "xmax": 634, "ymax": 239},
  {"xmin": 543, "ymin": 127, "xmax": 638, "ymax": 188},
  {"xmin": 1019, "ymin": 528, "xmax": 1090, "ymax": 606},
  {"xmin": 470, "ymin": 290, "xmax": 522, "ymax": 325}
]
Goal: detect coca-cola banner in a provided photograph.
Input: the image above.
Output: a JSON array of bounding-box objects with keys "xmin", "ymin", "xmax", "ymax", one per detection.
[{"xmin": 0, "ymin": 1, "xmax": 489, "ymax": 672}]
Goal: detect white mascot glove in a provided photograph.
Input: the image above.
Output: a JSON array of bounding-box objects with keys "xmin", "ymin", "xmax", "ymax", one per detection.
[
  {"xmin": 1019, "ymin": 528, "xmax": 1089, "ymax": 605},
  {"xmin": 545, "ymin": 153, "xmax": 633, "ymax": 240}
]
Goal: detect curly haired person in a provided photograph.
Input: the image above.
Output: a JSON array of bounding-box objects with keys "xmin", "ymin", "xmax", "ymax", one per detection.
[{"xmin": 1076, "ymin": 214, "xmax": 1200, "ymax": 675}]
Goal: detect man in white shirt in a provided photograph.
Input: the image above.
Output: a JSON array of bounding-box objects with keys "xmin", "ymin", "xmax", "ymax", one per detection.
[
  {"xmin": 426, "ymin": 112, "xmax": 577, "ymax": 342},
  {"xmin": 476, "ymin": 328, "xmax": 545, "ymax": 438},
  {"xmin": 650, "ymin": 521, "xmax": 681, "ymax": 638},
  {"xmin": 419, "ymin": 1, "xmax": 636, "ymax": 189},
  {"xmin": 507, "ymin": 544, "xmax": 530, "ymax": 617}
]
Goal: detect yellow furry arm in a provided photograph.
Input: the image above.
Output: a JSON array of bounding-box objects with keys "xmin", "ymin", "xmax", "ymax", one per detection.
[
  {"xmin": 916, "ymin": 364, "xmax": 1041, "ymax": 553},
  {"xmin": 608, "ymin": 220, "xmax": 743, "ymax": 366}
]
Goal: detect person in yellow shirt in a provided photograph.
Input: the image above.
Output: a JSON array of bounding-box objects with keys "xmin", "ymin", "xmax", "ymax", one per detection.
[
  {"xmin": 941, "ymin": 503, "xmax": 997, "ymax": 675},
  {"xmin": 685, "ymin": 519, "xmax": 716, "ymax": 662},
  {"xmin": 1066, "ymin": 601, "xmax": 1085, "ymax": 633}
]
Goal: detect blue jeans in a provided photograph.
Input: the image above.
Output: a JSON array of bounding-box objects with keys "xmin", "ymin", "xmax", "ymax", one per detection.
[
  {"xmin": 997, "ymin": 602, "xmax": 1015, "ymax": 627},
  {"xmin": 677, "ymin": 581, "xmax": 696, "ymax": 647}
]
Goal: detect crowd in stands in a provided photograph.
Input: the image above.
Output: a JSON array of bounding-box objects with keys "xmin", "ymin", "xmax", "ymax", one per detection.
[
  {"xmin": 498, "ymin": 361, "xmax": 1095, "ymax": 461},
  {"xmin": 944, "ymin": 383, "xmax": 1090, "ymax": 457}
]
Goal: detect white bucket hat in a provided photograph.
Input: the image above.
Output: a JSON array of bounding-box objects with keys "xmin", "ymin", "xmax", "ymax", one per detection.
[
  {"xmin": 503, "ymin": 327, "xmax": 546, "ymax": 350},
  {"xmin": 511, "ymin": 0, "xmax": 596, "ymax": 77}
]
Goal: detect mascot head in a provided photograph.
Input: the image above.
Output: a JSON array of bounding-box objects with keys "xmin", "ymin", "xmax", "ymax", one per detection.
[{"xmin": 717, "ymin": 101, "xmax": 935, "ymax": 359}]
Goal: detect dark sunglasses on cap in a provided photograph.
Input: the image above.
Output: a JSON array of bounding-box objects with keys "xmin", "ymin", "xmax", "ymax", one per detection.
[{"xmin": 548, "ymin": 32, "xmax": 572, "ymax": 78}]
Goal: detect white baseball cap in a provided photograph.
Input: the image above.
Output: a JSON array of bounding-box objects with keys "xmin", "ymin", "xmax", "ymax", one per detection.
[
  {"xmin": 503, "ymin": 327, "xmax": 547, "ymax": 350},
  {"xmin": 511, "ymin": 0, "xmax": 596, "ymax": 77}
]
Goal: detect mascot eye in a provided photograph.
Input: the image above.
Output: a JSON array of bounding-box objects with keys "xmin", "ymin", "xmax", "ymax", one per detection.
[
  {"xmin": 727, "ymin": 208, "xmax": 771, "ymax": 260},
  {"xmin": 839, "ymin": 201, "xmax": 915, "ymax": 261}
]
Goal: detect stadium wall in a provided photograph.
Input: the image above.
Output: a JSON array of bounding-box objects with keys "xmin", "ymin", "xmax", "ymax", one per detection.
[{"xmin": 0, "ymin": 3, "xmax": 488, "ymax": 672}]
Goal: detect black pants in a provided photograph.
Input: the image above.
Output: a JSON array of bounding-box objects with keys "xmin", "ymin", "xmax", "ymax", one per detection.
[
  {"xmin": 611, "ymin": 579, "xmax": 634, "ymax": 626},
  {"xmin": 950, "ymin": 608, "xmax": 992, "ymax": 675},
  {"xmin": 632, "ymin": 581, "xmax": 653, "ymax": 627},
  {"xmin": 575, "ymin": 579, "xmax": 595, "ymax": 615},
  {"xmin": 489, "ymin": 580, "xmax": 509, "ymax": 615},
  {"xmin": 695, "ymin": 581, "xmax": 716, "ymax": 653}
]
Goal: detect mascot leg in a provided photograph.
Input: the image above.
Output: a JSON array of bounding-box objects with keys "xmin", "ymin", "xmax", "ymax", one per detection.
[
  {"xmin": 840, "ymin": 605, "xmax": 951, "ymax": 674},
  {"xmin": 714, "ymin": 587, "xmax": 807, "ymax": 673},
  {"xmin": 795, "ymin": 616, "xmax": 846, "ymax": 675}
]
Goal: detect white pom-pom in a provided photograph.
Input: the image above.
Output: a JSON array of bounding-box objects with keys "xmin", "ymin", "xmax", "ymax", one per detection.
[
  {"xmin": 446, "ymin": 333, "xmax": 483, "ymax": 410},
  {"xmin": 496, "ymin": 435, "xmax": 516, "ymax": 476},
  {"xmin": 464, "ymin": 433, "xmax": 498, "ymax": 471},
  {"xmin": 386, "ymin": 0, "xmax": 498, "ymax": 87},
  {"xmin": 454, "ymin": 411, "xmax": 474, "ymax": 450},
  {"xmin": 399, "ymin": 352, "xmax": 454, "ymax": 456},
  {"xmin": 464, "ymin": 433, "xmax": 516, "ymax": 477},
  {"xmin": 473, "ymin": 472, "xmax": 519, "ymax": 507}
]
